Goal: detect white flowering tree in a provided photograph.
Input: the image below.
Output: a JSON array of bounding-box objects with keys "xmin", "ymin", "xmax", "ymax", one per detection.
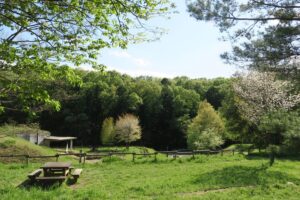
[
  {"xmin": 233, "ymin": 71, "xmax": 300, "ymax": 125},
  {"xmin": 114, "ymin": 114, "xmax": 141, "ymax": 149},
  {"xmin": 233, "ymin": 71, "xmax": 300, "ymax": 165}
]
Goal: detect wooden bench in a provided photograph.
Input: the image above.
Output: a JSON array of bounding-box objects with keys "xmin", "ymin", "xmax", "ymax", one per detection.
[
  {"xmin": 36, "ymin": 176, "xmax": 67, "ymax": 182},
  {"xmin": 71, "ymin": 169, "xmax": 83, "ymax": 181},
  {"xmin": 28, "ymin": 169, "xmax": 43, "ymax": 181}
]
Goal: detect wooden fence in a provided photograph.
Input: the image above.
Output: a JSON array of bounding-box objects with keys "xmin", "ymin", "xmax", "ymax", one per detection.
[{"xmin": 0, "ymin": 149, "xmax": 236, "ymax": 165}]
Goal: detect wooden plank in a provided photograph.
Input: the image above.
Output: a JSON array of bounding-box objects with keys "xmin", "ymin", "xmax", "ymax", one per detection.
[
  {"xmin": 42, "ymin": 162, "xmax": 72, "ymax": 169},
  {"xmin": 36, "ymin": 176, "xmax": 66, "ymax": 181},
  {"xmin": 28, "ymin": 169, "xmax": 43, "ymax": 179},
  {"xmin": 71, "ymin": 169, "xmax": 82, "ymax": 176}
]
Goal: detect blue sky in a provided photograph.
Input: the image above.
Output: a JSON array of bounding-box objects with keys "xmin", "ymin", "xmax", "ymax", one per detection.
[{"xmin": 95, "ymin": 1, "xmax": 237, "ymax": 79}]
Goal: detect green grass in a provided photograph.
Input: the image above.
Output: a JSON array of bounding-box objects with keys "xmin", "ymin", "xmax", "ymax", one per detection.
[
  {"xmin": 0, "ymin": 127, "xmax": 299, "ymax": 199},
  {"xmin": 0, "ymin": 124, "xmax": 50, "ymax": 137},
  {"xmin": 1, "ymin": 152, "xmax": 300, "ymax": 199},
  {"xmin": 225, "ymin": 144, "xmax": 254, "ymax": 151}
]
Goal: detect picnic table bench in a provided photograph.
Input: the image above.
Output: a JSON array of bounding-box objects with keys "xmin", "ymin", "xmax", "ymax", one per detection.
[
  {"xmin": 27, "ymin": 162, "xmax": 83, "ymax": 183},
  {"xmin": 71, "ymin": 168, "xmax": 83, "ymax": 181},
  {"xmin": 28, "ymin": 169, "xmax": 43, "ymax": 181}
]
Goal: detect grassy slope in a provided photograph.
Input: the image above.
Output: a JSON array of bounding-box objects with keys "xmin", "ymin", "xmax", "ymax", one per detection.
[
  {"xmin": 0, "ymin": 125, "xmax": 56, "ymax": 163},
  {"xmin": 0, "ymin": 152, "xmax": 300, "ymax": 200},
  {"xmin": 0, "ymin": 124, "xmax": 50, "ymax": 137}
]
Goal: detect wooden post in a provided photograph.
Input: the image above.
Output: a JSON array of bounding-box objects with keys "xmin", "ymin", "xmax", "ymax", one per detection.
[
  {"xmin": 70, "ymin": 140, "xmax": 73, "ymax": 151},
  {"xmin": 192, "ymin": 151, "xmax": 195, "ymax": 159},
  {"xmin": 83, "ymin": 153, "xmax": 86, "ymax": 164},
  {"xmin": 221, "ymin": 150, "xmax": 223, "ymax": 156},
  {"xmin": 232, "ymin": 150, "xmax": 235, "ymax": 156},
  {"xmin": 66, "ymin": 142, "xmax": 69, "ymax": 154},
  {"xmin": 154, "ymin": 152, "xmax": 157, "ymax": 162},
  {"xmin": 36, "ymin": 131, "xmax": 39, "ymax": 145},
  {"xmin": 109, "ymin": 152, "xmax": 112, "ymax": 160},
  {"xmin": 26, "ymin": 155, "xmax": 29, "ymax": 165},
  {"xmin": 56, "ymin": 154, "xmax": 59, "ymax": 162},
  {"xmin": 132, "ymin": 153, "xmax": 136, "ymax": 162},
  {"xmin": 79, "ymin": 150, "xmax": 82, "ymax": 163}
]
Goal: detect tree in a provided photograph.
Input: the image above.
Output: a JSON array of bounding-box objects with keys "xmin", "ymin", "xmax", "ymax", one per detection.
[
  {"xmin": 101, "ymin": 117, "xmax": 115, "ymax": 145},
  {"xmin": 233, "ymin": 71, "xmax": 300, "ymax": 125},
  {"xmin": 187, "ymin": 100, "xmax": 224, "ymax": 150},
  {"xmin": 193, "ymin": 128, "xmax": 224, "ymax": 150},
  {"xmin": 233, "ymin": 71, "xmax": 300, "ymax": 164},
  {"xmin": 258, "ymin": 110, "xmax": 300, "ymax": 165},
  {"xmin": 259, "ymin": 110, "xmax": 300, "ymax": 151},
  {"xmin": 187, "ymin": 0, "xmax": 300, "ymax": 71},
  {"xmin": 114, "ymin": 114, "xmax": 141, "ymax": 149},
  {"xmin": 0, "ymin": 0, "xmax": 174, "ymax": 113},
  {"xmin": 219, "ymin": 79, "xmax": 251, "ymax": 143}
]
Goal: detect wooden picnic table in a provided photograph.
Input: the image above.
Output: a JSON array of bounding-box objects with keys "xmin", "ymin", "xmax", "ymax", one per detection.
[
  {"xmin": 28, "ymin": 162, "xmax": 82, "ymax": 183},
  {"xmin": 41, "ymin": 162, "xmax": 72, "ymax": 177}
]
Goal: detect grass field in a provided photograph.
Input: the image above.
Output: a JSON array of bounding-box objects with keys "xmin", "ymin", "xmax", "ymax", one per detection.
[
  {"xmin": 1, "ymin": 126, "xmax": 300, "ymax": 199},
  {"xmin": 1, "ymin": 151, "xmax": 300, "ymax": 200}
]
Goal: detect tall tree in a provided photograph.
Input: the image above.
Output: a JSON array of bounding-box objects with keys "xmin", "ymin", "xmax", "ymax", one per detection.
[
  {"xmin": 187, "ymin": 100, "xmax": 225, "ymax": 150},
  {"xmin": 187, "ymin": 0, "xmax": 300, "ymax": 71}
]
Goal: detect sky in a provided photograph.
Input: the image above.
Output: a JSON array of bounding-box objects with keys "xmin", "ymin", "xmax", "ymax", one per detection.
[{"xmin": 94, "ymin": 1, "xmax": 238, "ymax": 79}]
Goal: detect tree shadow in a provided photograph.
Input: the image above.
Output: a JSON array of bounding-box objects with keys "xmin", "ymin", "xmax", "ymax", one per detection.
[
  {"xmin": 193, "ymin": 165, "xmax": 300, "ymax": 188},
  {"xmin": 246, "ymin": 153, "xmax": 300, "ymax": 162}
]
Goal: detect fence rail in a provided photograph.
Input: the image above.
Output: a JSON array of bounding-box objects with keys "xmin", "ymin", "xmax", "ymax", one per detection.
[{"xmin": 0, "ymin": 149, "xmax": 236, "ymax": 164}]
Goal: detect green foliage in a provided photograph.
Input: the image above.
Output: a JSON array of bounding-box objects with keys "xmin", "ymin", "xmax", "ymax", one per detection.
[
  {"xmin": 101, "ymin": 117, "xmax": 115, "ymax": 145},
  {"xmin": 0, "ymin": 0, "xmax": 173, "ymax": 113},
  {"xmin": 187, "ymin": 101, "xmax": 225, "ymax": 150},
  {"xmin": 259, "ymin": 110, "xmax": 300, "ymax": 152},
  {"xmin": 219, "ymin": 80, "xmax": 251, "ymax": 143},
  {"xmin": 187, "ymin": 0, "xmax": 300, "ymax": 71},
  {"xmin": 193, "ymin": 128, "xmax": 224, "ymax": 150}
]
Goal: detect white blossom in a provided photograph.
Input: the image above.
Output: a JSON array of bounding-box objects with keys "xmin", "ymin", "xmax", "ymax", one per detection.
[{"xmin": 233, "ymin": 71, "xmax": 300, "ymax": 124}]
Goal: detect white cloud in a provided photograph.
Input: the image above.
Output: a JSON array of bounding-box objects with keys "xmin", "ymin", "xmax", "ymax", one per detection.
[{"xmin": 109, "ymin": 50, "xmax": 150, "ymax": 67}]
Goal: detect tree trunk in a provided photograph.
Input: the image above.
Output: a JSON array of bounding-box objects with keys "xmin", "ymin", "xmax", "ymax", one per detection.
[{"xmin": 269, "ymin": 152, "xmax": 275, "ymax": 166}]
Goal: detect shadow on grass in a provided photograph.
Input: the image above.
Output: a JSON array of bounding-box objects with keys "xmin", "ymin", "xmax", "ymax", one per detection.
[
  {"xmin": 17, "ymin": 178, "xmax": 77, "ymax": 190},
  {"xmin": 246, "ymin": 153, "xmax": 300, "ymax": 162},
  {"xmin": 17, "ymin": 180, "xmax": 62, "ymax": 190},
  {"xmin": 193, "ymin": 165, "xmax": 300, "ymax": 188}
]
